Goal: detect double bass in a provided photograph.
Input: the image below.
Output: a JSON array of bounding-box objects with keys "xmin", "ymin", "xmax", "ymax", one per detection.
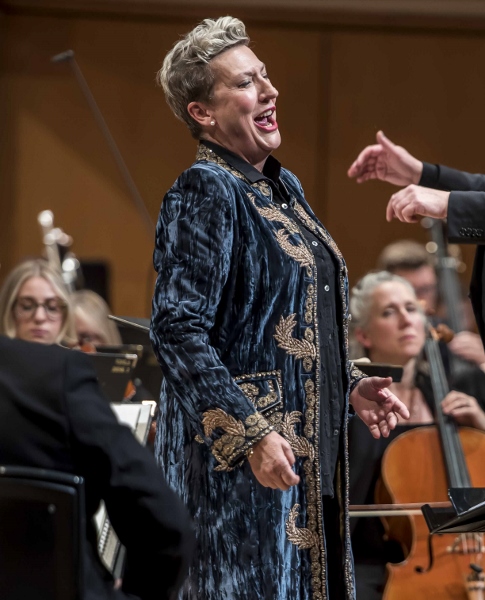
[{"xmin": 376, "ymin": 324, "xmax": 485, "ymax": 599}]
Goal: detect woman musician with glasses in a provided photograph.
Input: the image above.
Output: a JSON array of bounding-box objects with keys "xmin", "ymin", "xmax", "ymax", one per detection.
[{"xmin": 0, "ymin": 258, "xmax": 76, "ymax": 347}]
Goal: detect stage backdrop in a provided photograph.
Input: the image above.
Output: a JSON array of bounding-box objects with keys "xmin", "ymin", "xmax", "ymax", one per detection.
[{"xmin": 1, "ymin": 1, "xmax": 485, "ymax": 318}]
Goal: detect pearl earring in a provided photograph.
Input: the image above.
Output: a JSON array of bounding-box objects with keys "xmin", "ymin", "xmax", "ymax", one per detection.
[{"xmin": 210, "ymin": 120, "xmax": 216, "ymax": 126}]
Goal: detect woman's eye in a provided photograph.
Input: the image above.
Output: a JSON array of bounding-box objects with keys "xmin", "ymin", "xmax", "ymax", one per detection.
[{"xmin": 238, "ymin": 80, "xmax": 251, "ymax": 88}]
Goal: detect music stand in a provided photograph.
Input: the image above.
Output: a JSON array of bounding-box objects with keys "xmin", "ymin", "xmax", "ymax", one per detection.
[
  {"xmin": 108, "ymin": 316, "xmax": 162, "ymax": 400},
  {"xmin": 422, "ymin": 488, "xmax": 485, "ymax": 533},
  {"xmin": 86, "ymin": 351, "xmax": 138, "ymax": 404},
  {"xmin": 353, "ymin": 360, "xmax": 403, "ymax": 382}
]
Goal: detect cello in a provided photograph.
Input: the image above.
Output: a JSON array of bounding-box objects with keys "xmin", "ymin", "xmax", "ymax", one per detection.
[{"xmin": 375, "ymin": 323, "xmax": 485, "ymax": 599}]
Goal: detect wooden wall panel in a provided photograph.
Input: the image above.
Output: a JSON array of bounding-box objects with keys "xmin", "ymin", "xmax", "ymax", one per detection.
[{"xmin": 325, "ymin": 29, "xmax": 485, "ymax": 288}]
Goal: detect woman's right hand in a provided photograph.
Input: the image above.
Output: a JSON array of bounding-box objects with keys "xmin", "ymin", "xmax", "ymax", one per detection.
[
  {"xmin": 347, "ymin": 130, "xmax": 423, "ymax": 187},
  {"xmin": 247, "ymin": 431, "xmax": 300, "ymax": 491}
]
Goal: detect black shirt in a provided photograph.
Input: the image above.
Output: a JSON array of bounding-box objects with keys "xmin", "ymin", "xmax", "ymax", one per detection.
[{"xmin": 200, "ymin": 140, "xmax": 346, "ymax": 495}]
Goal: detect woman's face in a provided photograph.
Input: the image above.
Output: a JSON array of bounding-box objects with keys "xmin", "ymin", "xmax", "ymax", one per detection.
[
  {"xmin": 357, "ymin": 281, "xmax": 426, "ymax": 365},
  {"xmin": 13, "ymin": 276, "xmax": 64, "ymax": 344},
  {"xmin": 74, "ymin": 312, "xmax": 107, "ymax": 347},
  {"xmin": 205, "ymin": 45, "xmax": 280, "ymax": 169}
]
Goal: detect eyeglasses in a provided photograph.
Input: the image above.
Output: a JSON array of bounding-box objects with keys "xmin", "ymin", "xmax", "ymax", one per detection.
[{"xmin": 13, "ymin": 297, "xmax": 67, "ymax": 321}]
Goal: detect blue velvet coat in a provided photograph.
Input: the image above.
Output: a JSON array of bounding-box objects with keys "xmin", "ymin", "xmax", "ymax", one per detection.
[{"xmin": 150, "ymin": 144, "xmax": 364, "ymax": 600}]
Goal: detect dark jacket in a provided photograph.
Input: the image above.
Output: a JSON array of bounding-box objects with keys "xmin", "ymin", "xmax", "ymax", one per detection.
[
  {"xmin": 0, "ymin": 336, "xmax": 194, "ymax": 600},
  {"xmin": 420, "ymin": 162, "xmax": 485, "ymax": 345}
]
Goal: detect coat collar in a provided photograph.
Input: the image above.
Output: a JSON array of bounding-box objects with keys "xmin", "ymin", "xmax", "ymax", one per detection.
[{"xmin": 198, "ymin": 140, "xmax": 282, "ymax": 186}]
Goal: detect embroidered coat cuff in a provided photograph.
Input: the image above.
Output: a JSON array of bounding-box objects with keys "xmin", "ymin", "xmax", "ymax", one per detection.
[{"xmin": 201, "ymin": 409, "xmax": 274, "ymax": 471}]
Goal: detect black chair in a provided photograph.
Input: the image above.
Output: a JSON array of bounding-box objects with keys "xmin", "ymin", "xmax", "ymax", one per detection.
[{"xmin": 0, "ymin": 466, "xmax": 85, "ymax": 600}]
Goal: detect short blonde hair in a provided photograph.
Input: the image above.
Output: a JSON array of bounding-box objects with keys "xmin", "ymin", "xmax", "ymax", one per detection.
[
  {"xmin": 72, "ymin": 289, "xmax": 122, "ymax": 346},
  {"xmin": 0, "ymin": 258, "xmax": 76, "ymax": 346},
  {"xmin": 157, "ymin": 16, "xmax": 249, "ymax": 138}
]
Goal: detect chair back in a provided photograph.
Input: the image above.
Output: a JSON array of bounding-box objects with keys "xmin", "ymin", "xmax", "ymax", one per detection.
[{"xmin": 0, "ymin": 465, "xmax": 85, "ymax": 600}]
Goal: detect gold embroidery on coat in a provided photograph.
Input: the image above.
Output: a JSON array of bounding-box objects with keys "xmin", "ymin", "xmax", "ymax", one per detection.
[
  {"xmin": 286, "ymin": 504, "xmax": 319, "ymax": 549},
  {"xmin": 196, "ymin": 145, "xmax": 245, "ymax": 182},
  {"xmin": 274, "ymin": 230, "xmax": 314, "ymax": 269},
  {"xmin": 247, "ymin": 193, "xmax": 314, "ymax": 273},
  {"xmin": 280, "ymin": 412, "xmax": 314, "ymax": 459},
  {"xmin": 238, "ymin": 383, "xmax": 259, "ymax": 402},
  {"xmin": 202, "ymin": 408, "xmax": 271, "ymax": 471},
  {"xmin": 293, "ymin": 201, "xmax": 343, "ymax": 261},
  {"xmin": 235, "ymin": 370, "xmax": 283, "ymax": 412},
  {"xmin": 304, "ymin": 379, "xmax": 316, "ymax": 438},
  {"xmin": 304, "ymin": 328, "xmax": 314, "ymax": 343},
  {"xmin": 274, "ymin": 314, "xmax": 316, "ymax": 361},
  {"xmin": 247, "ymin": 195, "xmax": 300, "ymax": 234},
  {"xmin": 251, "ymin": 179, "xmax": 272, "ymax": 197}
]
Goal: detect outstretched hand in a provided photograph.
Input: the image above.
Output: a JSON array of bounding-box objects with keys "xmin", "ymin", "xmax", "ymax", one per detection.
[
  {"xmin": 347, "ymin": 130, "xmax": 423, "ymax": 187},
  {"xmin": 350, "ymin": 376, "xmax": 410, "ymax": 439}
]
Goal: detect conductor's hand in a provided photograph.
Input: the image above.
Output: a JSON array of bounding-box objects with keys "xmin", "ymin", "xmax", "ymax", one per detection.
[
  {"xmin": 247, "ymin": 431, "xmax": 300, "ymax": 491},
  {"xmin": 386, "ymin": 185, "xmax": 450, "ymax": 223},
  {"xmin": 441, "ymin": 391, "xmax": 485, "ymax": 431},
  {"xmin": 347, "ymin": 130, "xmax": 423, "ymax": 186},
  {"xmin": 350, "ymin": 377, "xmax": 410, "ymax": 439}
]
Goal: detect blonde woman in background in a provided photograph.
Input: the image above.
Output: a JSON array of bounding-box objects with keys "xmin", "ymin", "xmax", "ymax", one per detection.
[
  {"xmin": 71, "ymin": 289, "xmax": 122, "ymax": 347},
  {"xmin": 0, "ymin": 258, "xmax": 75, "ymax": 347}
]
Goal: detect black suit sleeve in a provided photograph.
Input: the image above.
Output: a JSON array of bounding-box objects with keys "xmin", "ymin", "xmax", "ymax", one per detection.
[
  {"xmin": 62, "ymin": 349, "xmax": 194, "ymax": 600},
  {"xmin": 420, "ymin": 162, "xmax": 485, "ymax": 244}
]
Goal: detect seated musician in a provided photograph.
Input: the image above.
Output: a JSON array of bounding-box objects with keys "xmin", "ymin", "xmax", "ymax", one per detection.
[
  {"xmin": 72, "ymin": 289, "xmax": 154, "ymax": 405},
  {"xmin": 377, "ymin": 239, "xmax": 485, "ymax": 369},
  {"xmin": 348, "ymin": 270, "xmax": 485, "ymax": 600},
  {"xmin": 72, "ymin": 289, "xmax": 122, "ymax": 347},
  {"xmin": 0, "ymin": 334, "xmax": 194, "ymax": 599},
  {"xmin": 0, "ymin": 258, "xmax": 76, "ymax": 346}
]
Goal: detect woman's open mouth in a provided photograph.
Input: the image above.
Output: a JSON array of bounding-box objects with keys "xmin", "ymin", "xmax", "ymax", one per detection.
[{"xmin": 254, "ymin": 108, "xmax": 278, "ymax": 132}]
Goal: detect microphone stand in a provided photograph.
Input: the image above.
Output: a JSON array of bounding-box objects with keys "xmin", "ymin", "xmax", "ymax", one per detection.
[{"xmin": 51, "ymin": 50, "xmax": 154, "ymax": 237}]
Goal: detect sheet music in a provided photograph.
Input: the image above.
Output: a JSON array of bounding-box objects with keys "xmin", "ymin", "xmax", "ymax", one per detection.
[{"xmin": 94, "ymin": 403, "xmax": 153, "ymax": 575}]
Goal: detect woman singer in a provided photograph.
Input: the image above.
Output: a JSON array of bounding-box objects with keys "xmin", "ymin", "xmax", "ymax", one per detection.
[{"xmin": 150, "ymin": 16, "xmax": 409, "ymax": 600}]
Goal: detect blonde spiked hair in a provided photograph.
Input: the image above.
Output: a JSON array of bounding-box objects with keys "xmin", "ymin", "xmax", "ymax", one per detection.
[{"xmin": 157, "ymin": 16, "xmax": 249, "ymax": 138}]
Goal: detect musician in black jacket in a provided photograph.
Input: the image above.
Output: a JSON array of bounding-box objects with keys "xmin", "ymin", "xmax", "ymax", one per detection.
[
  {"xmin": 348, "ymin": 131, "xmax": 485, "ymax": 348},
  {"xmin": 0, "ymin": 335, "xmax": 194, "ymax": 600}
]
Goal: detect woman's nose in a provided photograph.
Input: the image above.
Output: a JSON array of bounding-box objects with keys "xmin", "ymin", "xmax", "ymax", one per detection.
[
  {"xmin": 260, "ymin": 79, "xmax": 278, "ymax": 101},
  {"xmin": 33, "ymin": 305, "xmax": 48, "ymax": 321},
  {"xmin": 399, "ymin": 309, "xmax": 413, "ymax": 326}
]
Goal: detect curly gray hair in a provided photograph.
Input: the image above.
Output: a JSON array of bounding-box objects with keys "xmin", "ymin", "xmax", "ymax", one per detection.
[{"xmin": 157, "ymin": 16, "xmax": 249, "ymax": 138}]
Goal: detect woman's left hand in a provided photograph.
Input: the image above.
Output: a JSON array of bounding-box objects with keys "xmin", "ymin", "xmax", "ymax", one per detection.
[
  {"xmin": 441, "ymin": 391, "xmax": 485, "ymax": 431},
  {"xmin": 350, "ymin": 377, "xmax": 410, "ymax": 439}
]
